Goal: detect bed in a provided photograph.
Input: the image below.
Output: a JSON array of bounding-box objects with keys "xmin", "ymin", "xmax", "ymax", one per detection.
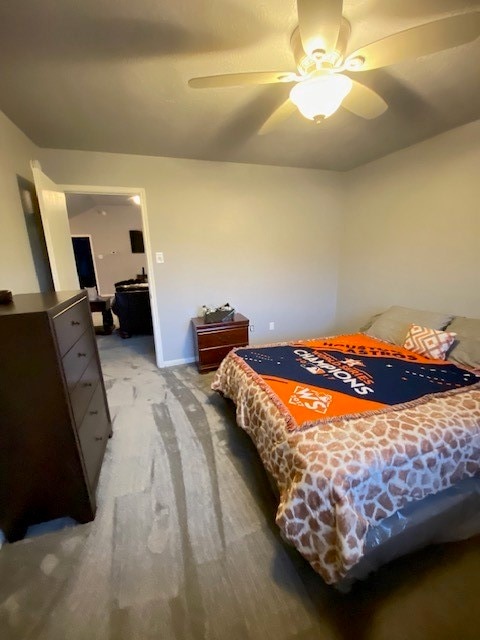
[{"xmin": 211, "ymin": 306, "xmax": 480, "ymax": 589}]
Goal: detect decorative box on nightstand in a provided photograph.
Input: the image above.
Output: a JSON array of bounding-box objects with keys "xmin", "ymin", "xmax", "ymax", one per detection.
[{"xmin": 191, "ymin": 313, "xmax": 249, "ymax": 372}]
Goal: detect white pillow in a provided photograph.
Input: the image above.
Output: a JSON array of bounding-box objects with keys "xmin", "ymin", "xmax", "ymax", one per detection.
[{"xmin": 403, "ymin": 324, "xmax": 456, "ymax": 360}]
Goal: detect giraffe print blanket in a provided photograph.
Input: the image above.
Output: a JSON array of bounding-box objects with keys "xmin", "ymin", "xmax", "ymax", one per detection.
[{"xmin": 212, "ymin": 334, "xmax": 480, "ymax": 584}]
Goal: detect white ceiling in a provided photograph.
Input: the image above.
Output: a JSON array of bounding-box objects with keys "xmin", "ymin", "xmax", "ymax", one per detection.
[{"xmin": 0, "ymin": 0, "xmax": 479, "ymax": 171}]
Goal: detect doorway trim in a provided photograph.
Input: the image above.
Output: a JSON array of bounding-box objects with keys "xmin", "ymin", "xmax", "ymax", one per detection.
[
  {"xmin": 60, "ymin": 184, "xmax": 164, "ymax": 368},
  {"xmin": 71, "ymin": 234, "xmax": 101, "ymax": 293}
]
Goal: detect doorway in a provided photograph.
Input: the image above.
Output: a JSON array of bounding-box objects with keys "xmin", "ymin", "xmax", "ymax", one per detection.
[
  {"xmin": 31, "ymin": 164, "xmax": 163, "ymax": 365},
  {"xmin": 62, "ymin": 188, "xmax": 162, "ymax": 366},
  {"xmin": 65, "ymin": 193, "xmax": 148, "ymax": 296},
  {"xmin": 31, "ymin": 162, "xmax": 163, "ymax": 366},
  {"xmin": 71, "ymin": 235, "xmax": 98, "ymax": 289}
]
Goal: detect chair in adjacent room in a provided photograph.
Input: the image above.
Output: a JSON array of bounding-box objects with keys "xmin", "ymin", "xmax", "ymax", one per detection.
[{"xmin": 111, "ymin": 280, "xmax": 153, "ymax": 338}]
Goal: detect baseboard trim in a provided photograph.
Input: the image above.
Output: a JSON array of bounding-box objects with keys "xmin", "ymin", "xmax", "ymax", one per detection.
[{"xmin": 160, "ymin": 356, "xmax": 197, "ymax": 368}]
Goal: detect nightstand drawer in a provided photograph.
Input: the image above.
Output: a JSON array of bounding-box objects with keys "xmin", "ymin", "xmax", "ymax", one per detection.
[
  {"xmin": 198, "ymin": 345, "xmax": 239, "ymax": 369},
  {"xmin": 197, "ymin": 326, "xmax": 248, "ymax": 349}
]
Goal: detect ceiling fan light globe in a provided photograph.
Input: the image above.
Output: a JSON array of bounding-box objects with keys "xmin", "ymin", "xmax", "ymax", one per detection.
[{"xmin": 289, "ymin": 73, "xmax": 353, "ymax": 121}]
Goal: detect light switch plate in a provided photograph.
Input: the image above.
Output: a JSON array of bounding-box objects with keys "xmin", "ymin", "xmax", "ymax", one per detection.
[{"xmin": 156, "ymin": 252, "xmax": 164, "ymax": 263}]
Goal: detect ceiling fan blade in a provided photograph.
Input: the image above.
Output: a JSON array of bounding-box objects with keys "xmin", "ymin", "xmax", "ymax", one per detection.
[
  {"xmin": 258, "ymin": 99, "xmax": 297, "ymax": 135},
  {"xmin": 297, "ymin": 0, "xmax": 343, "ymax": 57},
  {"xmin": 341, "ymin": 80, "xmax": 387, "ymax": 119},
  {"xmin": 188, "ymin": 71, "xmax": 297, "ymax": 89},
  {"xmin": 345, "ymin": 12, "xmax": 480, "ymax": 71}
]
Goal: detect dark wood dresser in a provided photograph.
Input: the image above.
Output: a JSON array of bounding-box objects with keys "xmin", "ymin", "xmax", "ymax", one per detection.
[
  {"xmin": 192, "ymin": 313, "xmax": 249, "ymax": 372},
  {"xmin": 0, "ymin": 291, "xmax": 111, "ymax": 542}
]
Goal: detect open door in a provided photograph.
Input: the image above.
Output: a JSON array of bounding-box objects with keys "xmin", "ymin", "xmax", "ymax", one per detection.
[{"xmin": 31, "ymin": 160, "xmax": 80, "ymax": 291}]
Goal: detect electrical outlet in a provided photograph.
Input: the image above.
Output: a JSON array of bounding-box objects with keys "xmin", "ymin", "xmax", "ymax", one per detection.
[
  {"xmin": 156, "ymin": 252, "xmax": 164, "ymax": 264},
  {"xmin": 269, "ymin": 321, "xmax": 275, "ymax": 330},
  {"xmin": 249, "ymin": 324, "xmax": 255, "ymax": 332}
]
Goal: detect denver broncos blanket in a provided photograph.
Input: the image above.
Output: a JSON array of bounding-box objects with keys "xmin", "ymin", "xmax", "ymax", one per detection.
[{"xmin": 230, "ymin": 334, "xmax": 478, "ymax": 431}]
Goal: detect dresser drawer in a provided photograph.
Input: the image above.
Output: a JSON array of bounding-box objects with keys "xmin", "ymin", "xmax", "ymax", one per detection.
[
  {"xmin": 62, "ymin": 331, "xmax": 96, "ymax": 391},
  {"xmin": 70, "ymin": 357, "xmax": 100, "ymax": 428},
  {"xmin": 53, "ymin": 297, "xmax": 91, "ymax": 357},
  {"xmin": 197, "ymin": 326, "xmax": 248, "ymax": 350},
  {"xmin": 78, "ymin": 386, "xmax": 110, "ymax": 489}
]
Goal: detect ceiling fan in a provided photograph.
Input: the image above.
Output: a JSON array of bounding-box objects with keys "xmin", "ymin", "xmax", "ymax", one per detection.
[{"xmin": 188, "ymin": 0, "xmax": 480, "ymax": 134}]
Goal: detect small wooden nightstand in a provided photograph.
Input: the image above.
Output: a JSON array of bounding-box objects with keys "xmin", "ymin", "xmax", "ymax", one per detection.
[{"xmin": 192, "ymin": 313, "xmax": 249, "ymax": 372}]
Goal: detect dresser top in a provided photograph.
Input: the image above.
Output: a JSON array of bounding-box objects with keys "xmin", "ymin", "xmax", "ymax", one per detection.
[{"xmin": 0, "ymin": 291, "xmax": 85, "ymax": 316}]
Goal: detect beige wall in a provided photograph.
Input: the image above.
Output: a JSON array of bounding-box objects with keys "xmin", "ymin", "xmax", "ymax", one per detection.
[
  {"xmin": 0, "ymin": 112, "xmax": 40, "ymax": 294},
  {"xmin": 2, "ymin": 108, "xmax": 479, "ymax": 365},
  {"xmin": 336, "ymin": 120, "xmax": 480, "ymax": 333},
  {"xmin": 39, "ymin": 149, "xmax": 343, "ymax": 363}
]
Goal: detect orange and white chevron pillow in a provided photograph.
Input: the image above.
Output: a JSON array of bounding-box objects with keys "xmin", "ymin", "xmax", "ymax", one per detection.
[{"xmin": 404, "ymin": 324, "xmax": 456, "ymax": 360}]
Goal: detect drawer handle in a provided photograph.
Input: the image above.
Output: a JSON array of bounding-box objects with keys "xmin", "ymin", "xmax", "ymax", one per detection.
[
  {"xmin": 83, "ymin": 382, "xmax": 93, "ymax": 388},
  {"xmin": 78, "ymin": 352, "xmax": 87, "ymax": 357},
  {"xmin": 89, "ymin": 410, "xmax": 99, "ymax": 415},
  {"xmin": 71, "ymin": 320, "xmax": 81, "ymax": 326},
  {"xmin": 95, "ymin": 436, "xmax": 103, "ymax": 441}
]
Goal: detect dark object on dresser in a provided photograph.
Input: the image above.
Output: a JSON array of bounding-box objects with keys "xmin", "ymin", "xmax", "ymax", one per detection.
[
  {"xmin": 0, "ymin": 290, "xmax": 13, "ymax": 304},
  {"xmin": 0, "ymin": 291, "xmax": 111, "ymax": 542},
  {"xmin": 192, "ymin": 313, "xmax": 249, "ymax": 372},
  {"xmin": 111, "ymin": 280, "xmax": 153, "ymax": 339}
]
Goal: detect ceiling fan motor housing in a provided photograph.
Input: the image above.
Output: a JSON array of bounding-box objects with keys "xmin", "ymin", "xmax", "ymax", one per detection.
[{"xmin": 290, "ymin": 18, "xmax": 351, "ymax": 74}]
